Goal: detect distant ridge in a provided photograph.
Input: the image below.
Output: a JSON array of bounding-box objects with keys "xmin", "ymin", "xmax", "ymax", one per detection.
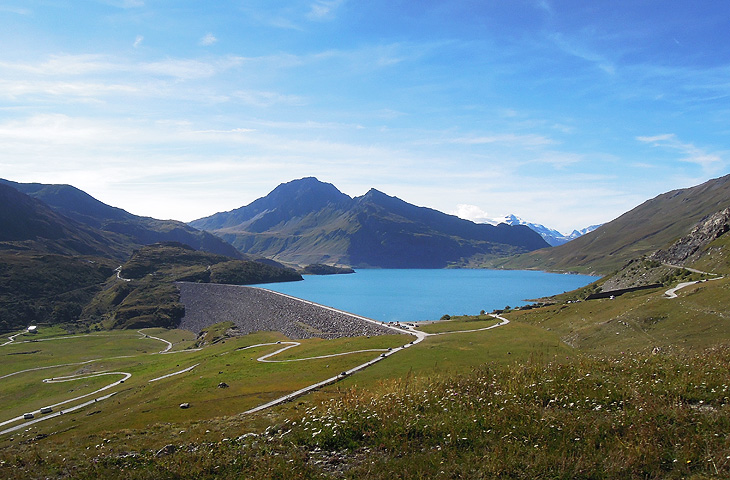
[
  {"xmin": 498, "ymin": 174, "xmax": 730, "ymax": 274},
  {"xmin": 191, "ymin": 177, "xmax": 549, "ymax": 268},
  {"xmin": 0, "ymin": 182, "xmax": 127, "ymax": 258}
]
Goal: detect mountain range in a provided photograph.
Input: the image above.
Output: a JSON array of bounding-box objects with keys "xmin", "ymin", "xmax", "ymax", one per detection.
[
  {"xmin": 0, "ymin": 181, "xmax": 296, "ymax": 333},
  {"xmin": 488, "ymin": 214, "xmax": 601, "ymax": 247},
  {"xmin": 189, "ymin": 177, "xmax": 550, "ymax": 268},
  {"xmin": 2, "ymin": 173, "xmax": 730, "ymax": 332}
]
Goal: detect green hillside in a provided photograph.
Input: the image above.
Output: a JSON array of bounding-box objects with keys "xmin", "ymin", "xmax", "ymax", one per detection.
[
  {"xmin": 497, "ymin": 174, "xmax": 730, "ymax": 274},
  {"xmin": 83, "ymin": 242, "xmax": 302, "ymax": 329},
  {"xmin": 2, "ymin": 177, "xmax": 730, "ymax": 478},
  {"xmin": 0, "ymin": 253, "xmax": 116, "ymax": 333}
]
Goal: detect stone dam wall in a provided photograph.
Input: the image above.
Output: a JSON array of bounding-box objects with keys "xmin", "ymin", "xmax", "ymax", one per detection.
[{"xmin": 176, "ymin": 282, "xmax": 395, "ymax": 339}]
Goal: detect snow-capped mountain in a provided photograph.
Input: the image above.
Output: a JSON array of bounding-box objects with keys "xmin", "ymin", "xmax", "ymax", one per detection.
[{"xmin": 490, "ymin": 214, "xmax": 600, "ymax": 247}]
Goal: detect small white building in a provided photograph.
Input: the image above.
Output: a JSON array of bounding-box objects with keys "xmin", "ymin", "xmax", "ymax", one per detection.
[{"xmin": 27, "ymin": 325, "xmax": 38, "ymax": 334}]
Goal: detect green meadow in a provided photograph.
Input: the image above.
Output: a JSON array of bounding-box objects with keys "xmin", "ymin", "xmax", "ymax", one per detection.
[{"xmin": 0, "ymin": 275, "xmax": 728, "ymax": 479}]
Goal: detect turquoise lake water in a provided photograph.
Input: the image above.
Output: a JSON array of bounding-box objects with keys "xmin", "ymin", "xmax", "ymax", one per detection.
[{"xmin": 255, "ymin": 269, "xmax": 595, "ymax": 323}]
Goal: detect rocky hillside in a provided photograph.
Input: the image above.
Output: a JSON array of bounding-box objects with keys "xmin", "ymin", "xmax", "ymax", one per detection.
[
  {"xmin": 650, "ymin": 207, "xmax": 730, "ymax": 267},
  {"xmin": 579, "ymin": 205, "xmax": 730, "ymax": 294}
]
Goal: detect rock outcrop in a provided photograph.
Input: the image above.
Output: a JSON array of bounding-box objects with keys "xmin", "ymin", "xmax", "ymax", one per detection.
[{"xmin": 650, "ymin": 207, "xmax": 730, "ymax": 266}]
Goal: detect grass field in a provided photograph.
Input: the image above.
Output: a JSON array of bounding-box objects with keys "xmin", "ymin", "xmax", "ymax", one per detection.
[
  {"xmin": 509, "ymin": 276, "xmax": 730, "ymax": 354},
  {"xmin": 0, "ymin": 327, "xmax": 413, "ymax": 445},
  {"xmin": 1, "ymin": 272, "xmax": 728, "ymax": 479}
]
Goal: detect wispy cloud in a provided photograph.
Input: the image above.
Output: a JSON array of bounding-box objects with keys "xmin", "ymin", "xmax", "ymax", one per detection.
[
  {"xmin": 535, "ymin": 0, "xmax": 553, "ymax": 15},
  {"xmin": 232, "ymin": 90, "xmax": 307, "ymax": 107},
  {"xmin": 306, "ymin": 0, "xmax": 345, "ymax": 21},
  {"xmin": 0, "ymin": 53, "xmax": 245, "ymax": 79},
  {"xmin": 0, "ymin": 5, "xmax": 32, "ymax": 15},
  {"xmin": 0, "ymin": 79, "xmax": 139, "ymax": 102},
  {"xmin": 199, "ymin": 33, "xmax": 218, "ymax": 46},
  {"xmin": 449, "ymin": 133, "xmax": 556, "ymax": 147},
  {"xmin": 549, "ymin": 33, "xmax": 616, "ymax": 75},
  {"xmin": 637, "ymin": 134, "xmax": 726, "ymax": 172},
  {"xmin": 100, "ymin": 0, "xmax": 144, "ymax": 8},
  {"xmin": 133, "ymin": 35, "xmax": 143, "ymax": 48}
]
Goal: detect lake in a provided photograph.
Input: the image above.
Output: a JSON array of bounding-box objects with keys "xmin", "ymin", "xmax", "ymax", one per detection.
[{"xmin": 254, "ymin": 269, "xmax": 595, "ymax": 323}]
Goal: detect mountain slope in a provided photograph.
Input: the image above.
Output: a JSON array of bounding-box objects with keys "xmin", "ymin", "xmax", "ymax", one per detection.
[
  {"xmin": 1, "ymin": 179, "xmax": 243, "ymax": 259},
  {"xmin": 191, "ymin": 177, "xmax": 549, "ymax": 268},
  {"xmin": 193, "ymin": 177, "xmax": 353, "ymax": 233},
  {"xmin": 497, "ymin": 174, "xmax": 730, "ymax": 274},
  {"xmin": 0, "ymin": 183, "xmax": 125, "ymax": 332},
  {"xmin": 0, "ymin": 183, "xmax": 129, "ymax": 258}
]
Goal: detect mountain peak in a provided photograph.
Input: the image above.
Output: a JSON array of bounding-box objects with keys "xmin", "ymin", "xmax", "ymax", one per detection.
[
  {"xmin": 361, "ymin": 188, "xmax": 391, "ymax": 200},
  {"xmin": 190, "ymin": 177, "xmax": 353, "ymax": 232},
  {"xmin": 269, "ymin": 177, "xmax": 349, "ymax": 202}
]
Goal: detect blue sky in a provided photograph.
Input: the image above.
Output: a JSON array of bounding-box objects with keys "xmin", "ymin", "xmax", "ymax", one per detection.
[{"xmin": 1, "ymin": 0, "xmax": 728, "ymax": 233}]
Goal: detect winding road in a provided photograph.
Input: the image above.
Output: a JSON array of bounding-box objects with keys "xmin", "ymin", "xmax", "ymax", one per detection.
[
  {"xmin": 240, "ymin": 309, "xmax": 509, "ymax": 415},
  {"xmin": 1, "ymin": 291, "xmax": 512, "ymax": 432},
  {"xmin": 662, "ymin": 264, "xmax": 723, "ymax": 298},
  {"xmin": 0, "ymin": 329, "xmax": 184, "ymax": 435}
]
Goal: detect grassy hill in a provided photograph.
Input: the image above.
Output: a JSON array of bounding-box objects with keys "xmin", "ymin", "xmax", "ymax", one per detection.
[
  {"xmin": 1, "ymin": 268, "xmax": 728, "ymax": 478},
  {"xmin": 497, "ymin": 174, "xmax": 730, "ymax": 275},
  {"xmin": 0, "ymin": 253, "xmax": 117, "ymax": 333},
  {"xmin": 82, "ymin": 242, "xmax": 302, "ymax": 329},
  {"xmin": 1, "ymin": 178, "xmax": 729, "ymax": 478},
  {"xmin": 0, "ymin": 184, "xmax": 127, "ymax": 332},
  {"xmin": 0, "ymin": 181, "xmax": 288, "ymax": 333}
]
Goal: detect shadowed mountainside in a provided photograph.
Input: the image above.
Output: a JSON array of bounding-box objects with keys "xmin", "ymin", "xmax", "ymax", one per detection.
[
  {"xmin": 191, "ymin": 177, "xmax": 549, "ymax": 268},
  {"xmin": 0, "ymin": 183, "xmax": 289, "ymax": 332},
  {"xmin": 1, "ymin": 179, "xmax": 243, "ymax": 259}
]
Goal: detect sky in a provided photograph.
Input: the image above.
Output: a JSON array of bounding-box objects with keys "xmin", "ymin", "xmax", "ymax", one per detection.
[{"xmin": 1, "ymin": 1, "xmax": 729, "ymax": 233}]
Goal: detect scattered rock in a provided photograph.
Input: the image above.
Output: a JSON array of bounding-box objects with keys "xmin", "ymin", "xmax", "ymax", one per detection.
[
  {"xmin": 652, "ymin": 207, "xmax": 730, "ymax": 265},
  {"xmin": 155, "ymin": 444, "xmax": 177, "ymax": 457},
  {"xmin": 218, "ymin": 382, "xmax": 229, "ymax": 388}
]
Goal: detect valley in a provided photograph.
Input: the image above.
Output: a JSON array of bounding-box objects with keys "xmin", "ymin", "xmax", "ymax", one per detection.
[{"xmin": 0, "ymin": 173, "xmax": 729, "ymax": 478}]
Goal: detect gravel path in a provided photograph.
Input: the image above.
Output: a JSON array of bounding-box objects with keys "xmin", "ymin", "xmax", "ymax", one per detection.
[{"xmin": 176, "ymin": 282, "xmax": 395, "ymax": 339}]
